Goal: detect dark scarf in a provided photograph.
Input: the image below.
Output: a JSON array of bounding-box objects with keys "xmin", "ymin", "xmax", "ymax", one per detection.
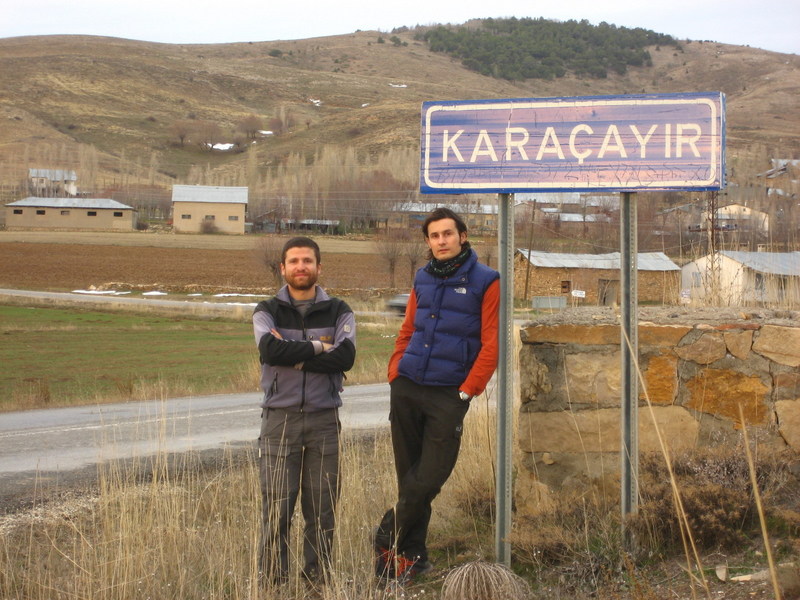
[{"xmin": 425, "ymin": 242, "xmax": 472, "ymax": 278}]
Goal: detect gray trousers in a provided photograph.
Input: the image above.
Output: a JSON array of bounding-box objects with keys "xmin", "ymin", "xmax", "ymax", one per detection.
[{"xmin": 258, "ymin": 407, "xmax": 340, "ymax": 583}]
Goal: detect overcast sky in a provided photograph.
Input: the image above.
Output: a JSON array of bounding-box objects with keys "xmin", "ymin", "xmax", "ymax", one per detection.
[{"xmin": 2, "ymin": 0, "xmax": 798, "ymax": 55}]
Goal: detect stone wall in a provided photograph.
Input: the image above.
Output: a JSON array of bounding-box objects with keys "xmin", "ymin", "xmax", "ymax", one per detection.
[{"xmin": 515, "ymin": 307, "xmax": 800, "ymax": 515}]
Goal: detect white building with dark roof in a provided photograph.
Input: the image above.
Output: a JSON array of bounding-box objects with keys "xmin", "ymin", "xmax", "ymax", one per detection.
[{"xmin": 5, "ymin": 197, "xmax": 137, "ymax": 230}]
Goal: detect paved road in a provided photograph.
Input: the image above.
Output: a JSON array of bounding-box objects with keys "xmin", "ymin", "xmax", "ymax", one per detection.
[
  {"xmin": 0, "ymin": 287, "xmax": 259, "ymax": 320},
  {"xmin": 0, "ymin": 383, "xmax": 389, "ymax": 505}
]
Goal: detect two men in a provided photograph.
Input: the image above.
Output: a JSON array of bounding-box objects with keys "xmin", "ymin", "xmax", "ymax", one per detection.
[
  {"xmin": 374, "ymin": 207, "xmax": 500, "ymax": 583},
  {"xmin": 253, "ymin": 236, "xmax": 356, "ymax": 586},
  {"xmin": 253, "ymin": 208, "xmax": 499, "ymax": 588}
]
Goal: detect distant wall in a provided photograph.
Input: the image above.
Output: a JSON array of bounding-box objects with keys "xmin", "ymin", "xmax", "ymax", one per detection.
[{"xmin": 515, "ymin": 307, "xmax": 800, "ymax": 516}]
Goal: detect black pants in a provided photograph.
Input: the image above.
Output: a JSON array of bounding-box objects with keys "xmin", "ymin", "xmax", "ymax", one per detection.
[
  {"xmin": 376, "ymin": 376, "xmax": 470, "ymax": 561},
  {"xmin": 258, "ymin": 407, "xmax": 340, "ymax": 583}
]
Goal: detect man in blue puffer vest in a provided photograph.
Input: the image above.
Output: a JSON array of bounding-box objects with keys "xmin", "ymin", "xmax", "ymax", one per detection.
[
  {"xmin": 374, "ymin": 208, "xmax": 500, "ymax": 585},
  {"xmin": 253, "ymin": 236, "xmax": 356, "ymax": 589}
]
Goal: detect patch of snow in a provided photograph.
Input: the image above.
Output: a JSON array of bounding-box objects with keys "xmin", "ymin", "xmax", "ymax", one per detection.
[
  {"xmin": 309, "ymin": 98, "xmax": 322, "ymax": 106},
  {"xmin": 206, "ymin": 142, "xmax": 235, "ymax": 151},
  {"xmin": 143, "ymin": 291, "xmax": 168, "ymax": 296},
  {"xmin": 389, "ymin": 83, "xmax": 407, "ymax": 88},
  {"xmin": 72, "ymin": 289, "xmax": 131, "ymax": 296},
  {"xmin": 214, "ymin": 293, "xmax": 262, "ymax": 298},
  {"xmin": 258, "ymin": 130, "xmax": 274, "ymax": 136},
  {"xmin": 361, "ymin": 103, "xmax": 370, "ymax": 107}
]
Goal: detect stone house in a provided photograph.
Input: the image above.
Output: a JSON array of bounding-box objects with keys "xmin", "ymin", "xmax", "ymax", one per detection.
[
  {"xmin": 515, "ymin": 250, "xmax": 681, "ymax": 306},
  {"xmin": 171, "ymin": 185, "xmax": 248, "ymax": 234},
  {"xmin": 4, "ymin": 197, "xmax": 137, "ymax": 230},
  {"xmin": 681, "ymin": 250, "xmax": 800, "ymax": 307}
]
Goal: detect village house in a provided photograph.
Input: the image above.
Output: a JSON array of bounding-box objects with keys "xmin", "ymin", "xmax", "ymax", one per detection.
[
  {"xmin": 695, "ymin": 202, "xmax": 770, "ymax": 235},
  {"xmin": 27, "ymin": 168, "xmax": 78, "ymax": 197},
  {"xmin": 515, "ymin": 250, "xmax": 681, "ymax": 306},
  {"xmin": 681, "ymin": 250, "xmax": 800, "ymax": 307},
  {"xmin": 171, "ymin": 185, "xmax": 248, "ymax": 234},
  {"xmin": 4, "ymin": 197, "xmax": 137, "ymax": 230},
  {"xmin": 384, "ymin": 200, "xmax": 498, "ymax": 234}
]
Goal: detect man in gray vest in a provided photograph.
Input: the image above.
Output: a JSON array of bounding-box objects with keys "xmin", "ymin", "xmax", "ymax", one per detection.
[{"xmin": 253, "ymin": 236, "xmax": 356, "ymax": 588}]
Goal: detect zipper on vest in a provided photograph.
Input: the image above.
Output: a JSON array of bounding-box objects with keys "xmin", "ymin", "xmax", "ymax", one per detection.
[{"xmin": 300, "ymin": 318, "xmax": 308, "ymax": 412}]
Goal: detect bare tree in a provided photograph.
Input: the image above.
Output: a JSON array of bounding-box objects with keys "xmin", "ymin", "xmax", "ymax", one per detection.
[
  {"xmin": 169, "ymin": 120, "xmax": 194, "ymax": 147},
  {"xmin": 400, "ymin": 234, "xmax": 426, "ymax": 287},
  {"xmin": 193, "ymin": 120, "xmax": 223, "ymax": 150},
  {"xmin": 255, "ymin": 235, "xmax": 285, "ymax": 288},
  {"xmin": 480, "ymin": 238, "xmax": 497, "ymax": 269},
  {"xmin": 238, "ymin": 114, "xmax": 264, "ymax": 140},
  {"xmin": 377, "ymin": 230, "xmax": 408, "ymax": 288}
]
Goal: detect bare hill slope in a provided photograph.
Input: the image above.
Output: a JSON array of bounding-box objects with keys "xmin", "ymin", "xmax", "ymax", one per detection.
[{"xmin": 0, "ymin": 28, "xmax": 798, "ymax": 192}]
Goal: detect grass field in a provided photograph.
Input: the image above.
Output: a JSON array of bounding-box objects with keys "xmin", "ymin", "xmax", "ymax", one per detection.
[{"xmin": 0, "ymin": 304, "xmax": 397, "ymax": 412}]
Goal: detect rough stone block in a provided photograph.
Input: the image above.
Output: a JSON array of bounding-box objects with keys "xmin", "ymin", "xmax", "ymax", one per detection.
[
  {"xmin": 685, "ymin": 368, "xmax": 771, "ymax": 426},
  {"xmin": 776, "ymin": 399, "xmax": 800, "ymax": 453},
  {"xmin": 641, "ymin": 353, "xmax": 677, "ymax": 405},
  {"xmin": 675, "ymin": 332, "xmax": 727, "ymax": 364},
  {"xmin": 753, "ymin": 325, "xmax": 800, "ymax": 367},
  {"xmin": 518, "ymin": 406, "xmax": 699, "ymax": 454},
  {"xmin": 723, "ymin": 329, "xmax": 754, "ymax": 360}
]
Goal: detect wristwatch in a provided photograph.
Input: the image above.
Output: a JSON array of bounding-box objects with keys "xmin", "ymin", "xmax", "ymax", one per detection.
[{"xmin": 458, "ymin": 390, "xmax": 473, "ymax": 402}]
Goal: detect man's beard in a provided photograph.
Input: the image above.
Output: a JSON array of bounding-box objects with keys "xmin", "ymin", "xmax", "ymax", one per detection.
[{"xmin": 285, "ymin": 271, "xmax": 318, "ymax": 291}]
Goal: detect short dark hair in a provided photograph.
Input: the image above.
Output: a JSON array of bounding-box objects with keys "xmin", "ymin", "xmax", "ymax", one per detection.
[
  {"xmin": 422, "ymin": 207, "xmax": 467, "ymax": 238},
  {"xmin": 281, "ymin": 236, "xmax": 321, "ymax": 264}
]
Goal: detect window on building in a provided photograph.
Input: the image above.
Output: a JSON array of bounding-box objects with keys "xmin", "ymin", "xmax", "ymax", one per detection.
[
  {"xmin": 204, "ymin": 215, "xmax": 215, "ymax": 220},
  {"xmin": 692, "ymin": 272, "xmax": 702, "ymax": 288},
  {"xmin": 755, "ymin": 273, "xmax": 765, "ymax": 291},
  {"xmin": 113, "ymin": 211, "xmax": 123, "ymax": 217},
  {"xmin": 87, "ymin": 211, "xmax": 97, "ymax": 217},
  {"xmin": 561, "ymin": 280, "xmax": 571, "ymax": 293},
  {"xmin": 181, "ymin": 214, "xmax": 192, "ymax": 220},
  {"xmin": 228, "ymin": 215, "xmax": 239, "ymax": 221},
  {"xmin": 13, "ymin": 209, "xmax": 22, "ymax": 215},
  {"xmin": 36, "ymin": 209, "xmax": 46, "ymax": 215},
  {"xmin": 61, "ymin": 210, "xmax": 70, "ymax": 216}
]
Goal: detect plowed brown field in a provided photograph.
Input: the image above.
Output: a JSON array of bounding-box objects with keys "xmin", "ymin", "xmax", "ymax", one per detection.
[{"xmin": 0, "ymin": 238, "xmax": 400, "ymax": 295}]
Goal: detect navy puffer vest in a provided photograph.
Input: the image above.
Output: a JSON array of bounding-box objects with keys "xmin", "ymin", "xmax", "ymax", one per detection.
[{"xmin": 397, "ymin": 249, "xmax": 499, "ymax": 387}]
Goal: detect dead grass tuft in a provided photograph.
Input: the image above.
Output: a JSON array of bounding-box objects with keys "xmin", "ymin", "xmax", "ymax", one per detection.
[{"xmin": 441, "ymin": 560, "xmax": 532, "ymax": 600}]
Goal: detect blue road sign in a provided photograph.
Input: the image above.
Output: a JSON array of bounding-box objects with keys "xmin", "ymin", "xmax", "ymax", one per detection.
[{"xmin": 420, "ymin": 92, "xmax": 725, "ymax": 193}]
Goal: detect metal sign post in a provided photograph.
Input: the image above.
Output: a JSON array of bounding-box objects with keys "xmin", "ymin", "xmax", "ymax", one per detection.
[
  {"xmin": 495, "ymin": 193, "xmax": 515, "ymax": 566},
  {"xmin": 620, "ymin": 192, "xmax": 639, "ymax": 536}
]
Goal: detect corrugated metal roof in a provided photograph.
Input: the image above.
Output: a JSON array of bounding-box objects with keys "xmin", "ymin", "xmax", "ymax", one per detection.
[
  {"xmin": 172, "ymin": 185, "xmax": 248, "ymax": 204},
  {"xmin": 517, "ymin": 249, "xmax": 680, "ymax": 271},
  {"xmin": 6, "ymin": 197, "xmax": 134, "ymax": 210},
  {"xmin": 390, "ymin": 202, "xmax": 497, "ymax": 215},
  {"xmin": 721, "ymin": 251, "xmax": 800, "ymax": 276},
  {"xmin": 28, "ymin": 168, "xmax": 77, "ymax": 181}
]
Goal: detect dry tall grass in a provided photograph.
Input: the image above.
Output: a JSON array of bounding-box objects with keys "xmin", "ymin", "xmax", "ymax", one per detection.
[
  {"xmin": 0, "ymin": 394, "xmax": 499, "ymax": 599},
  {"xmin": 2, "ymin": 386, "xmax": 798, "ymax": 599}
]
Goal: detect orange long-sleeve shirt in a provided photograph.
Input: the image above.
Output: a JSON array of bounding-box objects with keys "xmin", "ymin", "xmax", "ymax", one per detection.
[{"xmin": 387, "ymin": 278, "xmax": 500, "ymax": 398}]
